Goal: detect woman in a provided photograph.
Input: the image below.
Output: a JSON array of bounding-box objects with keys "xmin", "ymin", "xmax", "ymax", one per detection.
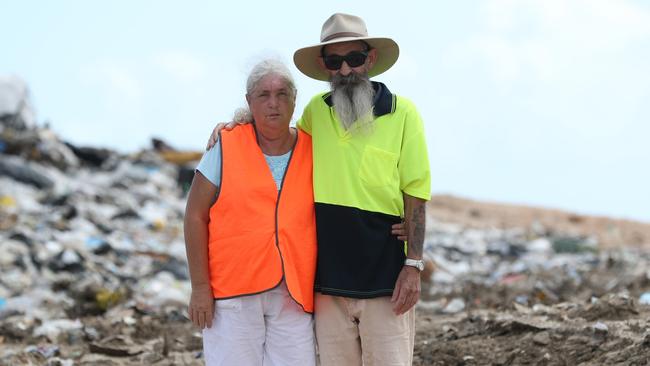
[{"xmin": 184, "ymin": 59, "xmax": 317, "ymax": 365}]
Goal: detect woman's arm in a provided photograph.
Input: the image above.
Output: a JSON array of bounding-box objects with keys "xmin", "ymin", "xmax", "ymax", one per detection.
[{"xmin": 184, "ymin": 171, "xmax": 218, "ymax": 328}]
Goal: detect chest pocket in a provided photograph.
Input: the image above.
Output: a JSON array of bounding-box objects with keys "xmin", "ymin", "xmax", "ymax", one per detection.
[{"xmin": 359, "ymin": 146, "xmax": 398, "ymax": 188}]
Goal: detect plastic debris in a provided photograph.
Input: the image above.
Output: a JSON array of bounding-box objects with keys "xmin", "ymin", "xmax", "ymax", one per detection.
[
  {"xmin": 24, "ymin": 344, "xmax": 60, "ymax": 358},
  {"xmin": 33, "ymin": 319, "xmax": 83, "ymax": 342},
  {"xmin": 0, "ymin": 157, "xmax": 54, "ymax": 189},
  {"xmin": 0, "ymin": 75, "xmax": 35, "ymax": 130},
  {"xmin": 639, "ymin": 292, "xmax": 650, "ymax": 305},
  {"xmin": 442, "ymin": 298, "xmax": 466, "ymax": 314}
]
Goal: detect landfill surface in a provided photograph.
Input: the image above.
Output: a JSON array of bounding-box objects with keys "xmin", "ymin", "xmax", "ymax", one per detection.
[{"xmin": 2, "ymin": 77, "xmax": 650, "ymax": 365}]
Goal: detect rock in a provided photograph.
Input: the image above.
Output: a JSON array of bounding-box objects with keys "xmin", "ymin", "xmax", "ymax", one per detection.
[
  {"xmin": 592, "ymin": 322, "xmax": 608, "ymax": 334},
  {"xmin": 592, "ymin": 321, "xmax": 609, "ymax": 343},
  {"xmin": 533, "ymin": 331, "xmax": 551, "ymax": 345},
  {"xmin": 88, "ymin": 335, "xmax": 144, "ymax": 357}
]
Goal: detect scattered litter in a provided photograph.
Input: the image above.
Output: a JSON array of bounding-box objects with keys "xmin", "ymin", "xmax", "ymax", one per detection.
[{"xmin": 639, "ymin": 292, "xmax": 650, "ymax": 305}]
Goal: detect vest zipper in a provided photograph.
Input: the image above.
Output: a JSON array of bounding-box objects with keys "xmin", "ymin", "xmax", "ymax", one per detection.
[
  {"xmin": 272, "ymin": 132, "xmax": 308, "ymax": 312},
  {"xmin": 274, "ymin": 133, "xmax": 297, "ymax": 275}
]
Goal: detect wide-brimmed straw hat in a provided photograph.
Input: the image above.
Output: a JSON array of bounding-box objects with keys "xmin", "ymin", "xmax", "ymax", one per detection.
[{"xmin": 293, "ymin": 13, "xmax": 399, "ymax": 81}]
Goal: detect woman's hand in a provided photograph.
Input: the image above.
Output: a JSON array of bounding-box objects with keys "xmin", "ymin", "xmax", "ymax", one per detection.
[
  {"xmin": 188, "ymin": 284, "xmax": 215, "ymax": 329},
  {"xmin": 391, "ymin": 221, "xmax": 407, "ymax": 241}
]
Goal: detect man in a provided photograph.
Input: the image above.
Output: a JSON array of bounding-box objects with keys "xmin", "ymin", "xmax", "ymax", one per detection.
[
  {"xmin": 293, "ymin": 13, "xmax": 430, "ymax": 366},
  {"xmin": 208, "ymin": 13, "xmax": 430, "ymax": 366}
]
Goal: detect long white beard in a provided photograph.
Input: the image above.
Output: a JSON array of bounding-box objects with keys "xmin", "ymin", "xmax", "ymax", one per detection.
[{"xmin": 330, "ymin": 73, "xmax": 375, "ymax": 135}]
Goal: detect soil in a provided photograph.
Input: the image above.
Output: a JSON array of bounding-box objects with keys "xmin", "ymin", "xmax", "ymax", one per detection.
[
  {"xmin": 413, "ymin": 195, "xmax": 650, "ymax": 365},
  {"xmin": 2, "ymin": 195, "xmax": 650, "ymax": 365},
  {"xmin": 413, "ymin": 307, "xmax": 650, "ymax": 366},
  {"xmin": 4, "ymin": 305, "xmax": 649, "ymax": 365}
]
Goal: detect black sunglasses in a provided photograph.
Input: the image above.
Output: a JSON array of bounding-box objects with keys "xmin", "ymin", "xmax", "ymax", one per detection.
[{"xmin": 322, "ymin": 51, "xmax": 368, "ymax": 70}]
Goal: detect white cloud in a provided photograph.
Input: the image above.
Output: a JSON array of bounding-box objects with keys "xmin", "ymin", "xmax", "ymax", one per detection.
[
  {"xmin": 589, "ymin": 0, "xmax": 650, "ymax": 36},
  {"xmin": 387, "ymin": 51, "xmax": 420, "ymax": 81},
  {"xmin": 484, "ymin": 0, "xmax": 521, "ymax": 32},
  {"xmin": 153, "ymin": 51, "xmax": 207, "ymax": 83},
  {"xmin": 454, "ymin": 0, "xmax": 650, "ymax": 86},
  {"xmin": 79, "ymin": 63, "xmax": 142, "ymax": 100},
  {"xmin": 476, "ymin": 37, "xmax": 521, "ymax": 84}
]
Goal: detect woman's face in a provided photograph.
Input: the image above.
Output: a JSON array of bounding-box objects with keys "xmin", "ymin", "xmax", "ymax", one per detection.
[{"xmin": 247, "ymin": 74, "xmax": 295, "ymax": 129}]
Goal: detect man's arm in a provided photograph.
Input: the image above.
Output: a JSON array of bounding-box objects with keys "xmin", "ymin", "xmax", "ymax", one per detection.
[
  {"xmin": 404, "ymin": 193, "xmax": 426, "ymax": 260},
  {"xmin": 205, "ymin": 121, "xmax": 249, "ymax": 150},
  {"xmin": 391, "ymin": 193, "xmax": 427, "ymax": 315}
]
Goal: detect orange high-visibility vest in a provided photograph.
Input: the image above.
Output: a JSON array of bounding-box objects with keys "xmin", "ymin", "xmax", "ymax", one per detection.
[{"xmin": 207, "ymin": 124, "xmax": 317, "ymax": 312}]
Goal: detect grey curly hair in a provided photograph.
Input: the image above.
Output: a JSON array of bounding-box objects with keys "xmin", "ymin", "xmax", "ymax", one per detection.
[{"xmin": 232, "ymin": 59, "xmax": 297, "ymax": 122}]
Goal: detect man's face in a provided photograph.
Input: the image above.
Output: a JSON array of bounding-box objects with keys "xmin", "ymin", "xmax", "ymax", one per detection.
[
  {"xmin": 319, "ymin": 41, "xmax": 377, "ymax": 79},
  {"xmin": 319, "ymin": 41, "xmax": 377, "ymax": 132}
]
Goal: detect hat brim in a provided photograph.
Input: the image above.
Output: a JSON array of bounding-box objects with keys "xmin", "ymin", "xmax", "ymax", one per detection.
[{"xmin": 293, "ymin": 37, "xmax": 399, "ymax": 81}]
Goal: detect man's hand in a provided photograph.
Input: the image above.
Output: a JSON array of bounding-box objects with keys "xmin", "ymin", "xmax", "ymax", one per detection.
[
  {"xmin": 205, "ymin": 121, "xmax": 249, "ymax": 150},
  {"xmin": 391, "ymin": 265, "xmax": 421, "ymax": 315},
  {"xmin": 188, "ymin": 284, "xmax": 215, "ymax": 329}
]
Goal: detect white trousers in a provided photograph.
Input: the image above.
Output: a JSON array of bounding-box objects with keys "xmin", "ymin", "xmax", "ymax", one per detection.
[{"xmin": 202, "ymin": 280, "xmax": 316, "ymax": 366}]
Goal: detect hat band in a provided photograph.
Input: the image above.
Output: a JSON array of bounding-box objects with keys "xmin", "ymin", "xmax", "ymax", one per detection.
[{"xmin": 321, "ymin": 32, "xmax": 367, "ymax": 42}]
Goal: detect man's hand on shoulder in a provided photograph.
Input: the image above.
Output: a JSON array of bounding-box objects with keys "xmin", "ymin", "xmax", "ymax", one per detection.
[{"xmin": 205, "ymin": 121, "xmax": 251, "ymax": 150}]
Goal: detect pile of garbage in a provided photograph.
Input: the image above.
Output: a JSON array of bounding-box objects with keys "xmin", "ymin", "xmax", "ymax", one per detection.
[
  {"xmin": 420, "ymin": 218, "xmax": 650, "ymax": 312},
  {"xmin": 413, "ymin": 218, "xmax": 650, "ymax": 365},
  {"xmin": 2, "ymin": 76, "xmax": 649, "ymax": 365},
  {"xmin": 1, "ymin": 76, "xmax": 203, "ymax": 365}
]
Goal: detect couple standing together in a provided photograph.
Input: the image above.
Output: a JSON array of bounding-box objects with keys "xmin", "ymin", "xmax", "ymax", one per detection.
[{"xmin": 184, "ymin": 13, "xmax": 431, "ymax": 366}]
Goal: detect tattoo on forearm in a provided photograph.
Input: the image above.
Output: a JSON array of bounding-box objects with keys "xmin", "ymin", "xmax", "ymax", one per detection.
[{"xmin": 408, "ymin": 204, "xmax": 425, "ymax": 257}]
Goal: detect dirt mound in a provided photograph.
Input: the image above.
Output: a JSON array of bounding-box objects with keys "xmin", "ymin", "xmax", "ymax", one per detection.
[
  {"xmin": 414, "ymin": 301, "xmax": 650, "ymax": 366},
  {"xmin": 428, "ymin": 195, "xmax": 650, "ymax": 249}
]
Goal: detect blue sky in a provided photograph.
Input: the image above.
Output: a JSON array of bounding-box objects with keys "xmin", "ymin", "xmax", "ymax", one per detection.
[{"xmin": 2, "ymin": 0, "xmax": 649, "ymax": 222}]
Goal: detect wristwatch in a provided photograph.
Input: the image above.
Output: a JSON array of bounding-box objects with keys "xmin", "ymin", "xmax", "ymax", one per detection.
[{"xmin": 404, "ymin": 258, "xmax": 425, "ymax": 271}]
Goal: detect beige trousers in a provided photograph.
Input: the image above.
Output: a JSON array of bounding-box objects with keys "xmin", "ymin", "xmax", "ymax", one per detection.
[{"xmin": 314, "ymin": 293, "xmax": 415, "ymax": 366}]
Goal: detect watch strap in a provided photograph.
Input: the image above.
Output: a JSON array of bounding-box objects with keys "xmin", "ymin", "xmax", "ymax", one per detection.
[{"xmin": 404, "ymin": 258, "xmax": 424, "ymax": 271}]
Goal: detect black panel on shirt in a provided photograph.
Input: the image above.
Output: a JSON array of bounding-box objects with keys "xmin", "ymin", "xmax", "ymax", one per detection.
[{"xmin": 314, "ymin": 202, "xmax": 405, "ymax": 298}]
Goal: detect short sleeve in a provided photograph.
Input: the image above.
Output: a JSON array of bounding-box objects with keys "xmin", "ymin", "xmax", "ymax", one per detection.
[
  {"xmin": 296, "ymin": 99, "xmax": 314, "ymax": 135},
  {"xmin": 195, "ymin": 140, "xmax": 222, "ymax": 187},
  {"xmin": 398, "ymin": 103, "xmax": 431, "ymax": 200}
]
